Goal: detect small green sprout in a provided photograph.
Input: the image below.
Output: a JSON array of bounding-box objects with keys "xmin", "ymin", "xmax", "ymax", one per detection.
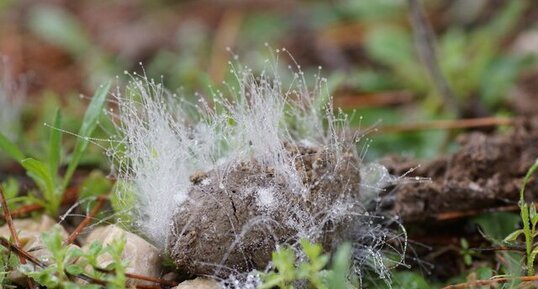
[
  {"xmin": 0, "ymin": 83, "xmax": 110, "ymax": 216},
  {"xmin": 16, "ymin": 227, "xmax": 127, "ymax": 289},
  {"xmin": 503, "ymin": 158, "xmax": 538, "ymax": 276},
  {"xmin": 105, "ymin": 236, "xmax": 127, "ymax": 289},
  {"xmin": 0, "ymin": 241, "xmax": 20, "ymax": 286},
  {"xmin": 259, "ymin": 239, "xmax": 356, "ymax": 289},
  {"xmin": 459, "ymin": 238, "xmax": 474, "ymax": 266},
  {"xmin": 19, "ymin": 226, "xmax": 88, "ymax": 289}
]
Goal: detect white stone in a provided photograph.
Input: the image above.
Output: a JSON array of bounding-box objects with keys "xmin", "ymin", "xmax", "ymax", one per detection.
[
  {"xmin": 174, "ymin": 278, "xmax": 221, "ymax": 289},
  {"xmin": 513, "ymin": 29, "xmax": 538, "ymax": 56},
  {"xmin": 0, "ymin": 215, "xmax": 67, "ymax": 247},
  {"xmin": 84, "ymin": 225, "xmax": 162, "ymax": 285}
]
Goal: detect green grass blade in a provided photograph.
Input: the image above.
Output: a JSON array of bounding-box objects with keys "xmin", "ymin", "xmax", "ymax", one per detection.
[
  {"xmin": 328, "ymin": 242, "xmax": 352, "ymax": 289},
  {"xmin": 504, "ymin": 229, "xmax": 525, "ymax": 243},
  {"xmin": 520, "ymin": 159, "xmax": 538, "ymax": 202},
  {"xmin": 21, "ymin": 158, "xmax": 57, "ymax": 215},
  {"xmin": 62, "ymin": 82, "xmax": 111, "ymax": 190},
  {"xmin": 21, "ymin": 158, "xmax": 55, "ymax": 193},
  {"xmin": 520, "ymin": 158, "xmax": 538, "ymax": 275},
  {"xmin": 0, "ymin": 132, "xmax": 25, "ymax": 162},
  {"xmin": 48, "ymin": 108, "xmax": 63, "ymax": 178}
]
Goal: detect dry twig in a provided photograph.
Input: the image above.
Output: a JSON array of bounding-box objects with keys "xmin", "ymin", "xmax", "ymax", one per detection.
[
  {"xmin": 95, "ymin": 267, "xmax": 178, "ymax": 287},
  {"xmin": 443, "ymin": 275, "xmax": 538, "ymax": 289},
  {"xmin": 0, "ymin": 185, "xmax": 35, "ymax": 289},
  {"xmin": 376, "ymin": 116, "xmax": 514, "ymax": 134},
  {"xmin": 208, "ymin": 9, "xmax": 243, "ymax": 83},
  {"xmin": 334, "ymin": 90, "xmax": 413, "ymax": 108},
  {"xmin": 0, "ymin": 185, "xmax": 23, "ymax": 258},
  {"xmin": 64, "ymin": 196, "xmax": 107, "ymax": 245}
]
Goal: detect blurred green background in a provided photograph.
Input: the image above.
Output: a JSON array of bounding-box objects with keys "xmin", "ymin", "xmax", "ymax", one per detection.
[
  {"xmin": 1, "ymin": 1, "xmax": 538, "ymax": 287},
  {"xmin": 1, "ymin": 0, "xmax": 537, "ymax": 160}
]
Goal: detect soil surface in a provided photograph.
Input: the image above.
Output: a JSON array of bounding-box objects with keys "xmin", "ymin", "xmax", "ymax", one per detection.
[
  {"xmin": 168, "ymin": 143, "xmax": 362, "ymax": 277},
  {"xmin": 380, "ymin": 117, "xmax": 538, "ymax": 222}
]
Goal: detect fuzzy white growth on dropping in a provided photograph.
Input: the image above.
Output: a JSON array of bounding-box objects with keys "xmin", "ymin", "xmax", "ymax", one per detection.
[
  {"xmin": 360, "ymin": 163, "xmax": 396, "ymax": 202},
  {"xmin": 111, "ymin": 79, "xmax": 211, "ymax": 248},
  {"xmin": 111, "ymin": 54, "xmax": 405, "ymax": 286},
  {"xmin": 0, "ymin": 59, "xmax": 25, "ymax": 140},
  {"xmin": 255, "ymin": 187, "xmax": 275, "ymax": 209}
]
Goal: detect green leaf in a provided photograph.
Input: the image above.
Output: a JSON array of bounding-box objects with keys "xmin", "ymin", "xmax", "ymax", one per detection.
[
  {"xmin": 21, "ymin": 194, "xmax": 47, "ymax": 208},
  {"xmin": 22, "ymin": 265, "xmax": 58, "ymax": 288},
  {"xmin": 79, "ymin": 171, "xmax": 112, "ymax": 203},
  {"xmin": 504, "ymin": 229, "xmax": 525, "ymax": 243},
  {"xmin": 463, "ymin": 254, "xmax": 472, "ymax": 266},
  {"xmin": 301, "ymin": 239, "xmax": 324, "ymax": 262},
  {"xmin": 474, "ymin": 212, "xmax": 520, "ymax": 243},
  {"xmin": 64, "ymin": 281, "xmax": 85, "ymax": 289},
  {"xmin": 521, "ymin": 203, "xmax": 530, "ymax": 228},
  {"xmin": 66, "ymin": 246, "xmax": 84, "ymax": 260},
  {"xmin": 0, "ymin": 132, "xmax": 25, "ymax": 162},
  {"xmin": 272, "ymin": 246, "xmax": 296, "ymax": 276},
  {"xmin": 1, "ymin": 178, "xmax": 20, "ymax": 200},
  {"xmin": 63, "ymin": 82, "xmax": 111, "ymax": 190},
  {"xmin": 391, "ymin": 271, "xmax": 430, "ymax": 289},
  {"xmin": 41, "ymin": 227, "xmax": 64, "ymax": 256},
  {"xmin": 28, "ymin": 5, "xmax": 91, "ymax": 56},
  {"xmin": 480, "ymin": 56, "xmax": 530, "ymax": 108},
  {"xmin": 21, "ymin": 158, "xmax": 56, "ymax": 200},
  {"xmin": 48, "ymin": 108, "xmax": 63, "ymax": 179},
  {"xmin": 105, "ymin": 236, "xmax": 127, "ymax": 289},
  {"xmin": 485, "ymin": 0, "xmax": 526, "ymax": 41},
  {"xmin": 521, "ymin": 159, "xmax": 538, "ymax": 202},
  {"xmin": 364, "ymin": 25, "xmax": 427, "ymax": 93},
  {"xmin": 66, "ymin": 264, "xmax": 84, "ymax": 275},
  {"xmin": 531, "ymin": 205, "xmax": 538, "ymax": 228},
  {"xmin": 328, "ymin": 242, "xmax": 353, "ymax": 289},
  {"xmin": 258, "ymin": 273, "xmax": 288, "ymax": 289},
  {"xmin": 88, "ymin": 241, "xmax": 103, "ymax": 257},
  {"xmin": 460, "ymin": 238, "xmax": 469, "ymax": 249},
  {"xmin": 474, "ymin": 267, "xmax": 494, "ymax": 280},
  {"xmin": 530, "ymin": 246, "xmax": 538, "ymax": 272}
]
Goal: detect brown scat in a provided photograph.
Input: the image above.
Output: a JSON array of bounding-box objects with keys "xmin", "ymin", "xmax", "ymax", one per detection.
[
  {"xmin": 168, "ymin": 144, "xmax": 362, "ymax": 277},
  {"xmin": 189, "ymin": 171, "xmax": 208, "ymax": 185},
  {"xmin": 381, "ymin": 117, "xmax": 538, "ymax": 222}
]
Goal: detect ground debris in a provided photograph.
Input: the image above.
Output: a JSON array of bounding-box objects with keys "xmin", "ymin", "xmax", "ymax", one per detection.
[{"xmin": 381, "ymin": 117, "xmax": 538, "ymax": 222}]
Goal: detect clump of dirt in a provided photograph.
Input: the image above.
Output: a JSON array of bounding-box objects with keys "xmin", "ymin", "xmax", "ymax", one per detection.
[
  {"xmin": 168, "ymin": 143, "xmax": 362, "ymax": 277},
  {"xmin": 381, "ymin": 117, "xmax": 538, "ymax": 222}
]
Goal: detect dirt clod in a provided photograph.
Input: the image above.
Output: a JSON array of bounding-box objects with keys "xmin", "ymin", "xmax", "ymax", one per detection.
[{"xmin": 381, "ymin": 117, "xmax": 538, "ymax": 222}]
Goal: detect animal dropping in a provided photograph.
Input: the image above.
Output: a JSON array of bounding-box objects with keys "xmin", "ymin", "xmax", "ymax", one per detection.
[{"xmin": 111, "ymin": 55, "xmax": 405, "ymax": 285}]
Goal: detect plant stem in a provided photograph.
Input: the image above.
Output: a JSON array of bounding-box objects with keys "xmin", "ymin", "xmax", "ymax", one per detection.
[{"xmin": 519, "ymin": 159, "xmax": 538, "ymax": 275}]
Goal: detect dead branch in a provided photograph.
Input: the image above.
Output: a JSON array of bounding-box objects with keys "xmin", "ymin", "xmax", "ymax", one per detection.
[
  {"xmin": 376, "ymin": 116, "xmax": 514, "ymax": 134},
  {"xmin": 64, "ymin": 195, "xmax": 107, "ymax": 245},
  {"xmin": 442, "ymin": 275, "xmax": 538, "ymax": 289}
]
